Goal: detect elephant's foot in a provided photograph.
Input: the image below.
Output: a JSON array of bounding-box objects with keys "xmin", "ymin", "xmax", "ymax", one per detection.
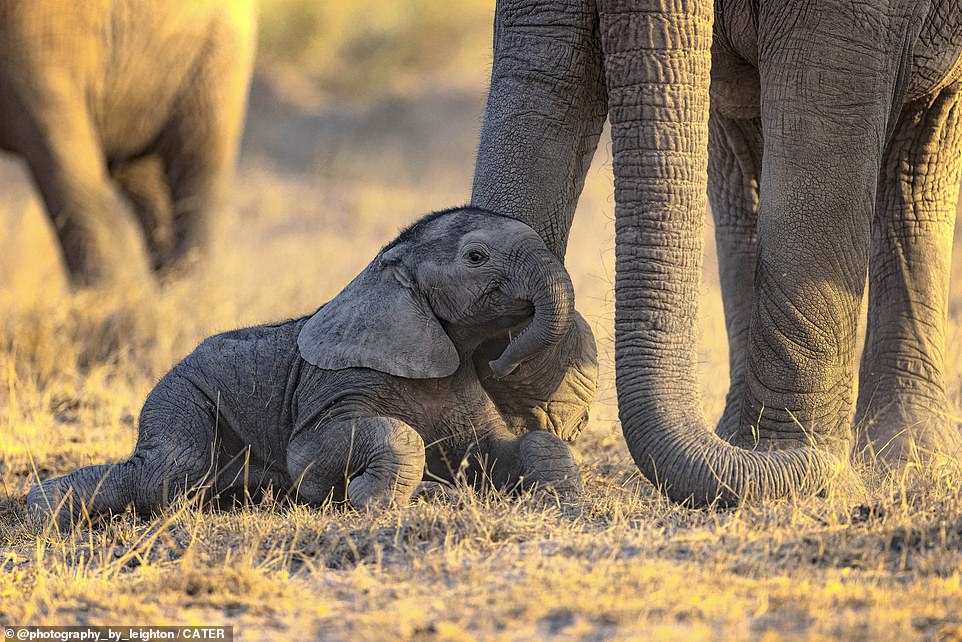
[
  {"xmin": 714, "ymin": 377, "xmax": 854, "ymax": 457},
  {"xmin": 723, "ymin": 429, "xmax": 852, "ymax": 462},
  {"xmin": 474, "ymin": 431, "xmax": 584, "ymax": 498},
  {"xmin": 855, "ymin": 401, "xmax": 962, "ymax": 475},
  {"xmin": 716, "ymin": 398, "xmax": 853, "ymax": 460},
  {"xmin": 26, "ymin": 477, "xmax": 79, "ymax": 530},
  {"xmin": 517, "ymin": 431, "xmax": 584, "ymax": 497},
  {"xmin": 716, "ymin": 419, "xmax": 867, "ymax": 503}
]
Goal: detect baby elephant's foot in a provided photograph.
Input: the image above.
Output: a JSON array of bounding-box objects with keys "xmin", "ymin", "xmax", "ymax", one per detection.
[
  {"xmin": 348, "ymin": 421, "xmax": 426, "ymax": 508},
  {"xmin": 289, "ymin": 416, "xmax": 426, "ymax": 510},
  {"xmin": 518, "ymin": 431, "xmax": 584, "ymax": 497},
  {"xmin": 26, "ymin": 477, "xmax": 77, "ymax": 530}
]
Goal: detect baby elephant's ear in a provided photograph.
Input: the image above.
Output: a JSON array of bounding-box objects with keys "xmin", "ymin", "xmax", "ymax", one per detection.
[{"xmin": 298, "ymin": 261, "xmax": 460, "ymax": 379}]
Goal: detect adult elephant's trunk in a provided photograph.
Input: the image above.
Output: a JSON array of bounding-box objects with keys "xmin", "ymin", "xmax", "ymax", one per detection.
[
  {"xmin": 471, "ymin": 0, "xmax": 608, "ymax": 258},
  {"xmin": 599, "ymin": 0, "xmax": 837, "ymax": 505},
  {"xmin": 490, "ymin": 247, "xmax": 574, "ymax": 378}
]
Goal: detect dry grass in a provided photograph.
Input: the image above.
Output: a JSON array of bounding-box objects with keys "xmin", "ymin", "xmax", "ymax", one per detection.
[{"xmin": 3, "ymin": 5, "xmax": 962, "ymax": 640}]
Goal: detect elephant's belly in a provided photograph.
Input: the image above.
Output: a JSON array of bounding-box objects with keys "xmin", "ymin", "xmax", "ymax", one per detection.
[
  {"xmin": 908, "ymin": 0, "xmax": 962, "ymax": 101},
  {"xmin": 95, "ymin": 74, "xmax": 187, "ymax": 161},
  {"xmin": 213, "ymin": 426, "xmax": 294, "ymax": 494},
  {"xmin": 95, "ymin": 3, "xmax": 236, "ymax": 160},
  {"xmin": 710, "ymin": 0, "xmax": 962, "ymax": 116}
]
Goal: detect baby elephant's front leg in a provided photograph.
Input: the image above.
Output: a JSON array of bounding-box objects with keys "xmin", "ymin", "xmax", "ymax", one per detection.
[
  {"xmin": 288, "ymin": 416, "xmax": 425, "ymax": 508},
  {"xmin": 482, "ymin": 431, "xmax": 584, "ymax": 496}
]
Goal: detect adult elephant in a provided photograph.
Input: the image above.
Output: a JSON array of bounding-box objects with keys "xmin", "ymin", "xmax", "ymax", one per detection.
[
  {"xmin": 0, "ymin": 0, "xmax": 256, "ymax": 288},
  {"xmin": 471, "ymin": 0, "xmax": 962, "ymax": 505}
]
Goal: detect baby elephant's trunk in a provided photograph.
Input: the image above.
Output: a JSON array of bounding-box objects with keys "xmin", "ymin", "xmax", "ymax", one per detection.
[{"xmin": 489, "ymin": 245, "xmax": 574, "ymax": 378}]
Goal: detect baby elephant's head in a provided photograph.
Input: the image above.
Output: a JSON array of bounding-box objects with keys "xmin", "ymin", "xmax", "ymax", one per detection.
[{"xmin": 298, "ymin": 206, "xmax": 574, "ymax": 380}]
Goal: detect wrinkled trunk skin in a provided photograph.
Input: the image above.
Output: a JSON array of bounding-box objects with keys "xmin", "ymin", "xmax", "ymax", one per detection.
[
  {"xmin": 599, "ymin": 0, "xmax": 837, "ymax": 506},
  {"xmin": 491, "ymin": 246, "xmax": 575, "ymax": 378},
  {"xmin": 471, "ymin": 0, "xmax": 608, "ymax": 258}
]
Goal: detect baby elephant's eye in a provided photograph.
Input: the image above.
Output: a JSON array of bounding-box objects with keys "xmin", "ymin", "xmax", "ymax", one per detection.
[{"xmin": 463, "ymin": 247, "xmax": 489, "ymax": 267}]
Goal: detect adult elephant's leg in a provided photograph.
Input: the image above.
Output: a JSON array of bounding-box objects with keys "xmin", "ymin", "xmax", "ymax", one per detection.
[
  {"xmin": 708, "ymin": 114, "xmax": 763, "ymax": 441},
  {"xmin": 14, "ymin": 94, "xmax": 150, "ymax": 288},
  {"xmin": 111, "ymin": 155, "xmax": 175, "ymax": 271},
  {"xmin": 856, "ymin": 85, "xmax": 962, "ymax": 464},
  {"xmin": 156, "ymin": 27, "xmax": 253, "ymax": 273},
  {"xmin": 288, "ymin": 417, "xmax": 425, "ymax": 508},
  {"xmin": 734, "ymin": 2, "xmax": 927, "ymax": 456},
  {"xmin": 468, "ymin": 0, "xmax": 606, "ymax": 430},
  {"xmin": 471, "ymin": 0, "xmax": 607, "ymax": 257}
]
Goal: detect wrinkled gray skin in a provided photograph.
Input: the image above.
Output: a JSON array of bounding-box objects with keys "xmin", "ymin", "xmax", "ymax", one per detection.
[
  {"xmin": 0, "ymin": 0, "xmax": 256, "ymax": 288},
  {"xmin": 28, "ymin": 208, "xmax": 598, "ymax": 527},
  {"xmin": 472, "ymin": 0, "xmax": 962, "ymax": 505}
]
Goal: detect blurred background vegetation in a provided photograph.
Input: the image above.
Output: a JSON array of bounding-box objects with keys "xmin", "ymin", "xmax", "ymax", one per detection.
[{"xmin": 257, "ymin": 0, "xmax": 494, "ymax": 98}]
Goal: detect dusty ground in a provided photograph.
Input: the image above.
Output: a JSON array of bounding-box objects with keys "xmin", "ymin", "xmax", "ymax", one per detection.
[{"xmin": 3, "ymin": 4, "xmax": 962, "ymax": 640}]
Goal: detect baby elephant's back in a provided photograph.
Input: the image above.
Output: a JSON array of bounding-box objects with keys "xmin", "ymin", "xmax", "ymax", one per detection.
[{"xmin": 176, "ymin": 318, "xmax": 307, "ymax": 454}]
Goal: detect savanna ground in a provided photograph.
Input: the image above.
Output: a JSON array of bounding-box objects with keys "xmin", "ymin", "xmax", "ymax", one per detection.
[{"xmin": 2, "ymin": 2, "xmax": 962, "ymax": 639}]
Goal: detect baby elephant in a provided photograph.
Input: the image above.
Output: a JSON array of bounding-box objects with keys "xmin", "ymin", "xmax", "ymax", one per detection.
[{"xmin": 28, "ymin": 207, "xmax": 598, "ymax": 526}]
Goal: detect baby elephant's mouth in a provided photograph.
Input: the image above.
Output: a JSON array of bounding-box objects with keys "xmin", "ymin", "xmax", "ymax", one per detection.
[{"xmin": 463, "ymin": 295, "xmax": 535, "ymax": 332}]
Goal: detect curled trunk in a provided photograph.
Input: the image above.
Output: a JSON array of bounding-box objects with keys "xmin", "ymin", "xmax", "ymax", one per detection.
[
  {"xmin": 490, "ymin": 248, "xmax": 575, "ymax": 378},
  {"xmin": 599, "ymin": 0, "xmax": 838, "ymax": 505}
]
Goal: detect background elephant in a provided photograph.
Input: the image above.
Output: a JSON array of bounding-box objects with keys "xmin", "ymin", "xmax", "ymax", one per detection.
[
  {"xmin": 0, "ymin": 0, "xmax": 256, "ymax": 288},
  {"xmin": 471, "ymin": 0, "xmax": 962, "ymax": 504},
  {"xmin": 28, "ymin": 207, "xmax": 598, "ymax": 526}
]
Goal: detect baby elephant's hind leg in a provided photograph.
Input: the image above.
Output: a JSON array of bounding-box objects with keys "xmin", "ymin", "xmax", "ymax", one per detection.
[
  {"xmin": 28, "ymin": 446, "xmax": 212, "ymax": 529},
  {"xmin": 28, "ymin": 383, "xmax": 218, "ymax": 528},
  {"xmin": 288, "ymin": 417, "xmax": 425, "ymax": 508},
  {"xmin": 27, "ymin": 444, "xmax": 214, "ymax": 529},
  {"xmin": 28, "ymin": 463, "xmax": 137, "ymax": 529}
]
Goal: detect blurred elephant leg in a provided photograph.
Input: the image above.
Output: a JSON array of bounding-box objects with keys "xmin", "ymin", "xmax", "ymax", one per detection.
[
  {"xmin": 111, "ymin": 155, "xmax": 175, "ymax": 271},
  {"xmin": 857, "ymin": 84, "xmax": 962, "ymax": 465},
  {"xmin": 288, "ymin": 417, "xmax": 425, "ymax": 508},
  {"xmin": 708, "ymin": 114, "xmax": 763, "ymax": 442},
  {"xmin": 16, "ymin": 95, "xmax": 150, "ymax": 288},
  {"xmin": 156, "ymin": 36, "xmax": 251, "ymax": 272},
  {"xmin": 158, "ymin": 115, "xmax": 238, "ymax": 271}
]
